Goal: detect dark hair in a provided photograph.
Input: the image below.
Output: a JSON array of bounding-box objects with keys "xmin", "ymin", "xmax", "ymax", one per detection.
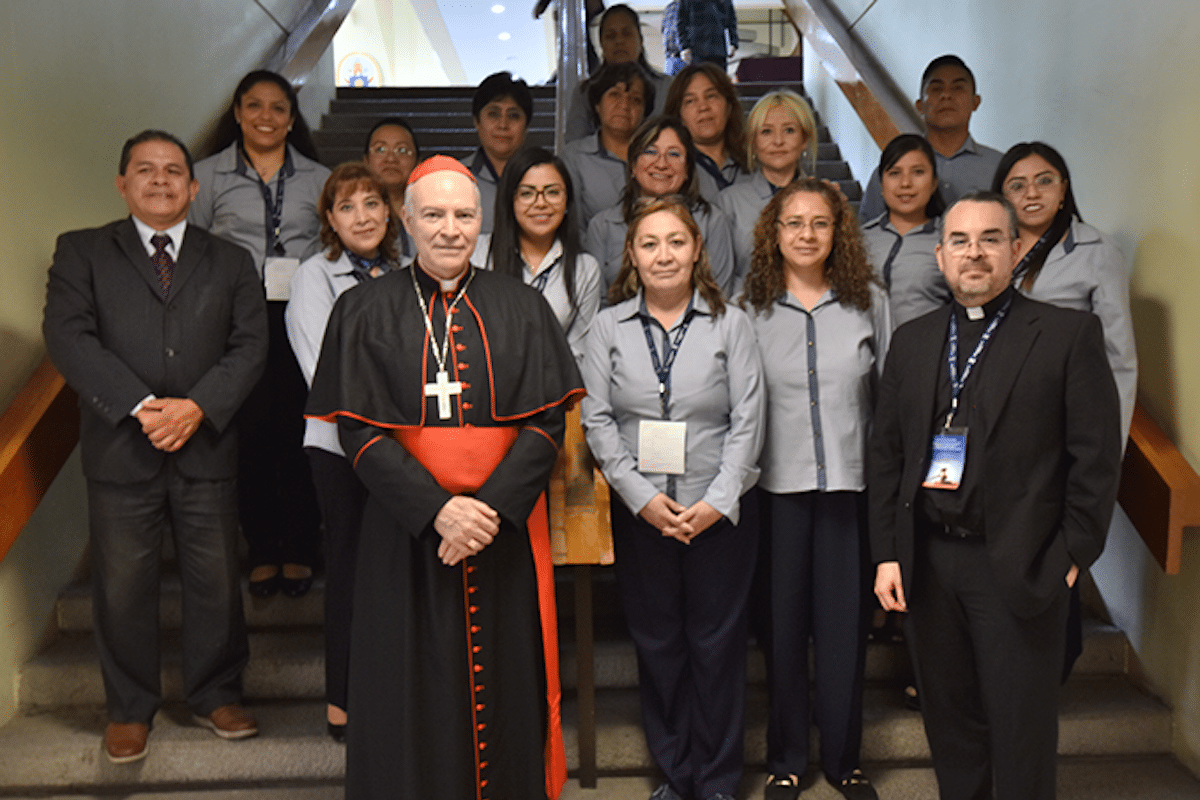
[
  {"xmin": 608, "ymin": 196, "xmax": 726, "ymax": 314},
  {"xmin": 740, "ymin": 177, "xmax": 877, "ymax": 313},
  {"xmin": 586, "ymin": 62, "xmax": 655, "ymax": 128},
  {"xmin": 597, "ymin": 4, "xmax": 661, "ymax": 76},
  {"xmin": 363, "ymin": 117, "xmax": 421, "ymax": 161},
  {"xmin": 119, "ymin": 129, "xmax": 194, "ymax": 178},
  {"xmin": 472, "ymin": 72, "xmax": 533, "ymax": 123},
  {"xmin": 664, "ymin": 63, "xmax": 749, "ymax": 172},
  {"xmin": 939, "ymin": 190, "xmax": 1020, "ymax": 242},
  {"xmin": 318, "ymin": 162, "xmax": 400, "ymax": 264},
  {"xmin": 990, "ymin": 141, "xmax": 1081, "ymax": 289},
  {"xmin": 921, "ymin": 54, "xmax": 976, "ymax": 94},
  {"xmin": 489, "ymin": 147, "xmax": 584, "ymax": 314},
  {"xmin": 621, "ymin": 115, "xmax": 708, "ymax": 220},
  {"xmin": 207, "ymin": 70, "xmax": 321, "ymax": 161},
  {"xmin": 878, "ymin": 134, "xmax": 946, "ymax": 219}
]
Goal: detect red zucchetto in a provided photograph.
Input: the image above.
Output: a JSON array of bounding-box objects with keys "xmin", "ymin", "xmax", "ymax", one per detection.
[{"xmin": 406, "ymin": 154, "xmax": 477, "ymax": 187}]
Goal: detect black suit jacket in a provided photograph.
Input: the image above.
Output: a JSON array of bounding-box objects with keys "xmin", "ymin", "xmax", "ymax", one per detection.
[
  {"xmin": 43, "ymin": 217, "xmax": 267, "ymax": 483},
  {"xmin": 868, "ymin": 292, "xmax": 1122, "ymax": 618}
]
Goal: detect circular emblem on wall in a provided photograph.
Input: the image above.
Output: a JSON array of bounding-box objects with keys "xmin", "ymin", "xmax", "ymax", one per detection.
[{"xmin": 337, "ymin": 52, "xmax": 382, "ymax": 88}]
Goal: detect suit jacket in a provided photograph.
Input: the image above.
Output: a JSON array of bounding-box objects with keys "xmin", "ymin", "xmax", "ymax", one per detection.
[
  {"xmin": 868, "ymin": 292, "xmax": 1122, "ymax": 618},
  {"xmin": 43, "ymin": 217, "xmax": 268, "ymax": 483}
]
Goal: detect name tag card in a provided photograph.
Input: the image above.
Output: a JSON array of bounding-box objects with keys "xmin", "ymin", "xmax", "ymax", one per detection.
[
  {"xmin": 264, "ymin": 256, "xmax": 301, "ymax": 301},
  {"xmin": 638, "ymin": 420, "xmax": 687, "ymax": 475},
  {"xmin": 923, "ymin": 427, "xmax": 967, "ymax": 490}
]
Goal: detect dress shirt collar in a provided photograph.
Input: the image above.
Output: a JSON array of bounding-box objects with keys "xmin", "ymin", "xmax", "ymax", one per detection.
[
  {"xmin": 130, "ymin": 215, "xmax": 188, "ymax": 259},
  {"xmin": 230, "ymin": 143, "xmax": 297, "ymax": 180},
  {"xmin": 864, "ymin": 212, "xmax": 938, "ymax": 237},
  {"xmin": 777, "ymin": 287, "xmax": 836, "ymax": 313},
  {"xmin": 527, "ymin": 238, "xmax": 565, "ymax": 279},
  {"xmin": 620, "ymin": 287, "xmax": 710, "ymax": 325},
  {"xmin": 953, "ymin": 285, "xmax": 1014, "ymax": 324},
  {"xmin": 943, "ymin": 133, "xmax": 984, "ymax": 160}
]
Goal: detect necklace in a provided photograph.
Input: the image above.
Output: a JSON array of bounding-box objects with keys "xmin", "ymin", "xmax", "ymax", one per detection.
[{"xmin": 410, "ymin": 264, "xmax": 475, "ymax": 419}]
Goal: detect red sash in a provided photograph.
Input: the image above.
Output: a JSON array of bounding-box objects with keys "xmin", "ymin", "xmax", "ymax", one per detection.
[{"xmin": 391, "ymin": 426, "xmax": 568, "ymax": 800}]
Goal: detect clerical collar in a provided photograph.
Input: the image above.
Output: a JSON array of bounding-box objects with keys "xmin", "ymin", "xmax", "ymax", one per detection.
[
  {"xmin": 414, "ymin": 260, "xmax": 470, "ymax": 293},
  {"xmin": 955, "ymin": 286, "xmax": 1015, "ymax": 323}
]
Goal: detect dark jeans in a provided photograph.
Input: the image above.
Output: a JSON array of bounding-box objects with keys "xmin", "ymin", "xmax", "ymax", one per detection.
[{"xmin": 88, "ymin": 465, "xmax": 248, "ymax": 723}]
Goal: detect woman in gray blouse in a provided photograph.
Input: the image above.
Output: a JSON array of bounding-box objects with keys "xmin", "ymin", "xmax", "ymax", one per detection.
[
  {"xmin": 190, "ymin": 70, "xmax": 330, "ymax": 599},
  {"xmin": 584, "ymin": 116, "xmax": 736, "ymax": 297},
  {"xmin": 718, "ymin": 89, "xmax": 817, "ymax": 290},
  {"xmin": 664, "ymin": 63, "xmax": 751, "ymax": 204},
  {"xmin": 859, "ymin": 134, "xmax": 949, "ymax": 328},
  {"xmin": 581, "ymin": 197, "xmax": 764, "ymax": 800},
  {"xmin": 741, "ymin": 178, "xmax": 887, "ymax": 800}
]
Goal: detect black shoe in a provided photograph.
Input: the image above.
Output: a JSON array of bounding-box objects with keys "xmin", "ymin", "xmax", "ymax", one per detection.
[
  {"xmin": 280, "ymin": 575, "xmax": 313, "ymax": 597},
  {"xmin": 764, "ymin": 774, "xmax": 801, "ymax": 800},
  {"xmin": 835, "ymin": 769, "xmax": 878, "ymax": 800},
  {"xmin": 248, "ymin": 572, "xmax": 280, "ymax": 598},
  {"xmin": 327, "ymin": 721, "xmax": 346, "ymax": 743},
  {"xmin": 904, "ymin": 683, "xmax": 921, "ymax": 711},
  {"xmin": 648, "ymin": 784, "xmax": 682, "ymax": 800}
]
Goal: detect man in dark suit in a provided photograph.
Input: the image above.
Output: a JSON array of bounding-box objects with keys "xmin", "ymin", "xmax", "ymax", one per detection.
[
  {"xmin": 43, "ymin": 130, "xmax": 268, "ymax": 763},
  {"xmin": 869, "ymin": 191, "xmax": 1122, "ymax": 800}
]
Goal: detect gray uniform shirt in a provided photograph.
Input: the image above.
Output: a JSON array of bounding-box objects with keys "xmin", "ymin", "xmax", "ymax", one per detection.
[
  {"xmin": 858, "ymin": 135, "xmax": 1003, "ymax": 222},
  {"xmin": 584, "ymin": 202, "xmax": 736, "ymax": 298},
  {"xmin": 190, "ymin": 143, "xmax": 330, "ymax": 274},
  {"xmin": 560, "ymin": 134, "xmax": 628, "ymax": 238},
  {"xmin": 461, "ymin": 149, "xmax": 500, "ymax": 235},
  {"xmin": 581, "ymin": 289, "xmax": 765, "ymax": 521},
  {"xmin": 1019, "ymin": 219, "xmax": 1137, "ymax": 439},
  {"xmin": 564, "ymin": 69, "xmax": 672, "ymax": 144},
  {"xmin": 717, "ymin": 169, "xmax": 786, "ymax": 293},
  {"xmin": 861, "ymin": 214, "xmax": 950, "ymax": 328},
  {"xmin": 749, "ymin": 284, "xmax": 891, "ymax": 493}
]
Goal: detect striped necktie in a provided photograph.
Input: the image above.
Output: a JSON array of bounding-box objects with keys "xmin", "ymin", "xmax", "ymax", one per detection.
[{"xmin": 150, "ymin": 233, "xmax": 174, "ymax": 297}]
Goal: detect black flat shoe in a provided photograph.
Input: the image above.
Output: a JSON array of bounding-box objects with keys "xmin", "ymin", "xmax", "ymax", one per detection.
[
  {"xmin": 248, "ymin": 573, "xmax": 281, "ymax": 598},
  {"xmin": 280, "ymin": 574, "xmax": 314, "ymax": 597},
  {"xmin": 327, "ymin": 721, "xmax": 346, "ymax": 742},
  {"xmin": 765, "ymin": 774, "xmax": 801, "ymax": 800}
]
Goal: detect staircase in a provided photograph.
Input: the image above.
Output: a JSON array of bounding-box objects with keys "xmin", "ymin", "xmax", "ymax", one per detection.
[{"xmin": 0, "ymin": 564, "xmax": 1192, "ymax": 797}]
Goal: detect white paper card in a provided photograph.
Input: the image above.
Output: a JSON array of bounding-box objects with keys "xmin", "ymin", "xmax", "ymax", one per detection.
[
  {"xmin": 638, "ymin": 419, "xmax": 687, "ymax": 475},
  {"xmin": 264, "ymin": 257, "xmax": 301, "ymax": 301}
]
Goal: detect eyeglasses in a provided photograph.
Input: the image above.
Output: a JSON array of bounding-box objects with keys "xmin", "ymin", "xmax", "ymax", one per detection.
[
  {"xmin": 778, "ymin": 217, "xmax": 832, "ymax": 234},
  {"xmin": 638, "ymin": 146, "xmax": 686, "ymax": 164},
  {"xmin": 370, "ymin": 144, "xmax": 414, "ymax": 158},
  {"xmin": 516, "ymin": 184, "xmax": 566, "ymax": 205},
  {"xmin": 942, "ymin": 233, "xmax": 1011, "ymax": 255},
  {"xmin": 1003, "ymin": 174, "xmax": 1063, "ymax": 196}
]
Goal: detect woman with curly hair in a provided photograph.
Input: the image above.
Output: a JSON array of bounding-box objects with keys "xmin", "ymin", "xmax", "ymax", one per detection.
[
  {"xmin": 582, "ymin": 196, "xmax": 764, "ymax": 800},
  {"xmin": 741, "ymin": 178, "xmax": 888, "ymax": 800}
]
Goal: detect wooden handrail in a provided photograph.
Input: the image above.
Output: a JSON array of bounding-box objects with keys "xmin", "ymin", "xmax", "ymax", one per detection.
[
  {"xmin": 1119, "ymin": 402, "xmax": 1200, "ymax": 574},
  {"xmin": 0, "ymin": 354, "xmax": 79, "ymax": 563}
]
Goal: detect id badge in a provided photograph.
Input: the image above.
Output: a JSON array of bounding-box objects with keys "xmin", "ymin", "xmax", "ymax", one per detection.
[
  {"xmin": 638, "ymin": 419, "xmax": 687, "ymax": 475},
  {"xmin": 263, "ymin": 256, "xmax": 301, "ymax": 301},
  {"xmin": 922, "ymin": 427, "xmax": 967, "ymax": 490}
]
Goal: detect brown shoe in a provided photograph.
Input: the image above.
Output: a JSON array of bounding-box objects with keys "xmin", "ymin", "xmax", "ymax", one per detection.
[
  {"xmin": 104, "ymin": 721, "xmax": 149, "ymax": 763},
  {"xmin": 193, "ymin": 704, "xmax": 258, "ymax": 740}
]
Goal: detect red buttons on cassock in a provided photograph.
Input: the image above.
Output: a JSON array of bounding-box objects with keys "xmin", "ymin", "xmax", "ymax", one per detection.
[{"xmin": 474, "ymin": 664, "xmax": 483, "ymax": 672}]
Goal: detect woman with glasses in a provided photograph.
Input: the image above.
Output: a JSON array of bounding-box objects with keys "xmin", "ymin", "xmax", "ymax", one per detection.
[
  {"xmin": 860, "ymin": 134, "xmax": 950, "ymax": 327},
  {"xmin": 191, "ymin": 70, "xmax": 329, "ymax": 599},
  {"xmin": 719, "ymin": 90, "xmax": 817, "ymax": 291},
  {"xmin": 664, "ymin": 63, "xmax": 750, "ymax": 204},
  {"xmin": 741, "ymin": 178, "xmax": 887, "ymax": 800},
  {"xmin": 585, "ymin": 116, "xmax": 735, "ymax": 297},
  {"xmin": 561, "ymin": 62, "xmax": 655, "ymax": 236},
  {"xmin": 582, "ymin": 196, "xmax": 764, "ymax": 800},
  {"xmin": 285, "ymin": 163, "xmax": 401, "ymax": 741},
  {"xmin": 992, "ymin": 142, "xmax": 1136, "ymax": 438},
  {"xmin": 362, "ymin": 118, "xmax": 420, "ymax": 260},
  {"xmin": 489, "ymin": 147, "xmax": 601, "ymax": 360}
]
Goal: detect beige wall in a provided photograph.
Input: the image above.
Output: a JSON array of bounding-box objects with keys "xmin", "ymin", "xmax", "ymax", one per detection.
[
  {"xmin": 0, "ymin": 1, "xmax": 334, "ymax": 726},
  {"xmin": 798, "ymin": 0, "xmax": 1200, "ymax": 773}
]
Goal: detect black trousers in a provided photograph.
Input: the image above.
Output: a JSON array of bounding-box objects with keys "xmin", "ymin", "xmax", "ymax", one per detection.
[
  {"xmin": 611, "ymin": 498, "xmax": 756, "ymax": 800},
  {"xmin": 307, "ymin": 446, "xmax": 367, "ymax": 711},
  {"xmin": 759, "ymin": 490, "xmax": 868, "ymax": 783},
  {"xmin": 88, "ymin": 465, "xmax": 248, "ymax": 723},
  {"xmin": 907, "ymin": 530, "xmax": 1069, "ymax": 800},
  {"xmin": 237, "ymin": 300, "xmax": 320, "ymax": 568}
]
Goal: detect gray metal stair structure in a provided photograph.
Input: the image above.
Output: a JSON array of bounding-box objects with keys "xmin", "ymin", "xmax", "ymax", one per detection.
[{"xmin": 0, "ymin": 565, "xmax": 1191, "ymax": 797}]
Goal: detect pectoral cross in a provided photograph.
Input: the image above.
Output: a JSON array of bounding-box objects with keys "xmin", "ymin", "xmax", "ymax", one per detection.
[{"xmin": 424, "ymin": 369, "xmax": 463, "ymax": 420}]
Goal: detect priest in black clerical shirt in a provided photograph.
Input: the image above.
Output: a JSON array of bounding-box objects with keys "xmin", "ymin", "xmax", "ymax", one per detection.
[
  {"xmin": 306, "ymin": 156, "xmax": 583, "ymax": 800},
  {"xmin": 868, "ymin": 191, "xmax": 1122, "ymax": 800}
]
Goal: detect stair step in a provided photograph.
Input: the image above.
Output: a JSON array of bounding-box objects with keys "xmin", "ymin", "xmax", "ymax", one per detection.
[{"xmin": 0, "ymin": 675, "xmax": 1171, "ymax": 794}]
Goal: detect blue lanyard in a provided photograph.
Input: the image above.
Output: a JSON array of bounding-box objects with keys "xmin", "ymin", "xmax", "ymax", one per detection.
[
  {"xmin": 244, "ymin": 146, "xmax": 289, "ymax": 257},
  {"xmin": 945, "ymin": 296, "xmax": 1011, "ymax": 428},
  {"xmin": 639, "ymin": 307, "xmax": 693, "ymax": 419},
  {"xmin": 694, "ymin": 150, "xmax": 734, "ymax": 190}
]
